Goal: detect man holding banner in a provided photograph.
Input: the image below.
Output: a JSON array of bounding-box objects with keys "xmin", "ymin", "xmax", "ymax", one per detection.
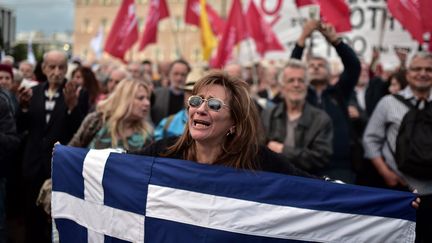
[{"xmin": 291, "ymin": 20, "xmax": 361, "ymax": 184}]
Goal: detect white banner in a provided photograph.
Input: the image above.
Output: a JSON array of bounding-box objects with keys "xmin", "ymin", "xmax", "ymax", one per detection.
[{"xmin": 238, "ymin": 0, "xmax": 422, "ymax": 70}]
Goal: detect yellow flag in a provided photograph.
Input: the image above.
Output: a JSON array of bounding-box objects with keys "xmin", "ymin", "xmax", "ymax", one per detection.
[{"xmin": 200, "ymin": 0, "xmax": 217, "ymax": 60}]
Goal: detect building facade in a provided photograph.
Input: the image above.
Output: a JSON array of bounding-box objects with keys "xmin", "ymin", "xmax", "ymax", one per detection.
[
  {"xmin": 73, "ymin": 0, "xmax": 229, "ymax": 64},
  {"xmin": 0, "ymin": 6, "xmax": 16, "ymax": 56}
]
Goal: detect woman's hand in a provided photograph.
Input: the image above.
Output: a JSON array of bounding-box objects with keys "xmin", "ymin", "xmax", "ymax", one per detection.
[{"xmin": 411, "ymin": 190, "xmax": 421, "ymax": 209}]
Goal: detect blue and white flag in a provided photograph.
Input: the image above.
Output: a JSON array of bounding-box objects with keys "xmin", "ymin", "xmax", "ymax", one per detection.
[{"xmin": 52, "ymin": 145, "xmax": 416, "ymax": 243}]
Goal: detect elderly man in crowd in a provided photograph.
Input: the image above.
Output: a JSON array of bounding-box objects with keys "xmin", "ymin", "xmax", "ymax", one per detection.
[
  {"xmin": 17, "ymin": 50, "xmax": 88, "ymax": 243},
  {"xmin": 262, "ymin": 59, "xmax": 333, "ymax": 175}
]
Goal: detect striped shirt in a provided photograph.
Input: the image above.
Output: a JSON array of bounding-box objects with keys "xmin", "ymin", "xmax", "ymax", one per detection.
[{"xmin": 363, "ymin": 86, "xmax": 432, "ymax": 195}]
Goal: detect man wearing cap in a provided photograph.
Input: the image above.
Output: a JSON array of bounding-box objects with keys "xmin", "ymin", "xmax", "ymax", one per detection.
[
  {"xmin": 151, "ymin": 59, "xmax": 191, "ymax": 125},
  {"xmin": 154, "ymin": 79, "xmax": 196, "ymax": 141}
]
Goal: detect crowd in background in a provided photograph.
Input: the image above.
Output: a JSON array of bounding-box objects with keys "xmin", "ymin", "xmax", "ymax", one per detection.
[{"xmin": 0, "ymin": 20, "xmax": 431, "ymax": 243}]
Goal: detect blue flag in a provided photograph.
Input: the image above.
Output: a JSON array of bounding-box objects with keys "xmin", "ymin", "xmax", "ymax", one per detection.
[{"xmin": 52, "ymin": 145, "xmax": 416, "ymax": 243}]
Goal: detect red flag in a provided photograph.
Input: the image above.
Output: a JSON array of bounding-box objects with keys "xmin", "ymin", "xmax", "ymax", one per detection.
[
  {"xmin": 206, "ymin": 4, "xmax": 226, "ymax": 36},
  {"xmin": 104, "ymin": 0, "xmax": 138, "ymax": 61},
  {"xmin": 210, "ymin": 0, "xmax": 248, "ymax": 68},
  {"xmin": 388, "ymin": 0, "xmax": 424, "ymax": 43},
  {"xmin": 246, "ymin": 1, "xmax": 284, "ymax": 56},
  {"xmin": 185, "ymin": 0, "xmax": 225, "ymax": 36},
  {"xmin": 295, "ymin": 0, "xmax": 351, "ymax": 33},
  {"xmin": 138, "ymin": 0, "xmax": 170, "ymax": 51},
  {"xmin": 185, "ymin": 0, "xmax": 200, "ymax": 26},
  {"xmin": 318, "ymin": 0, "xmax": 351, "ymax": 32},
  {"xmin": 295, "ymin": 0, "xmax": 317, "ymax": 7},
  {"xmin": 419, "ymin": 0, "xmax": 432, "ymax": 31}
]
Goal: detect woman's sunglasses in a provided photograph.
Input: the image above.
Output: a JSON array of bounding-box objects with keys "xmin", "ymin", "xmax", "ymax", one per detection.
[{"xmin": 188, "ymin": 95, "xmax": 229, "ymax": 111}]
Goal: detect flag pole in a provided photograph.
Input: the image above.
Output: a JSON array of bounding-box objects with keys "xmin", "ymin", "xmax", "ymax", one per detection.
[
  {"xmin": 169, "ymin": 18, "xmax": 183, "ymax": 58},
  {"xmin": 378, "ymin": 7, "xmax": 387, "ymax": 52},
  {"xmin": 245, "ymin": 39, "xmax": 259, "ymax": 89}
]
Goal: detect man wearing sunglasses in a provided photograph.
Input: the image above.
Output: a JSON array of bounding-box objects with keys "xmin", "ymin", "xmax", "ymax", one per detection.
[{"xmin": 262, "ymin": 59, "xmax": 333, "ymax": 176}]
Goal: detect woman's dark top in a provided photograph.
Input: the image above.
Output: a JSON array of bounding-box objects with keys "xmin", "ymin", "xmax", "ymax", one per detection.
[{"xmin": 134, "ymin": 137, "xmax": 316, "ymax": 179}]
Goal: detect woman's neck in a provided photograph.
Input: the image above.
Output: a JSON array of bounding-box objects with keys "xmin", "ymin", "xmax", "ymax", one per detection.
[
  {"xmin": 120, "ymin": 120, "xmax": 137, "ymax": 138},
  {"xmin": 194, "ymin": 142, "xmax": 222, "ymax": 165}
]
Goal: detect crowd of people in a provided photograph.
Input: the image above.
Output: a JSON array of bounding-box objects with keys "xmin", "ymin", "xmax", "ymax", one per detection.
[{"xmin": 0, "ymin": 20, "xmax": 431, "ymax": 243}]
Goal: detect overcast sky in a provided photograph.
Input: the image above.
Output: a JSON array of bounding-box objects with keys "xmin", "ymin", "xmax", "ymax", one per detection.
[{"xmin": 3, "ymin": 0, "xmax": 74, "ymax": 34}]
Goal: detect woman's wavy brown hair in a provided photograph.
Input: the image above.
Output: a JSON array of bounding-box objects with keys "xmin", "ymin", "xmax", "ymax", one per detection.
[{"xmin": 165, "ymin": 71, "xmax": 261, "ymax": 170}]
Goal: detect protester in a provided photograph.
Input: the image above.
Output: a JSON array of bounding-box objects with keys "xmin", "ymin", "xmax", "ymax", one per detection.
[
  {"xmin": 348, "ymin": 59, "xmax": 388, "ymax": 186},
  {"xmin": 257, "ymin": 64, "xmax": 283, "ymax": 105},
  {"xmin": 154, "ymin": 79, "xmax": 196, "ymax": 141},
  {"xmin": 0, "ymin": 87, "xmax": 20, "ymax": 243},
  {"xmin": 106, "ymin": 67, "xmax": 129, "ymax": 95},
  {"xmin": 363, "ymin": 52, "xmax": 432, "ymax": 242},
  {"xmin": 291, "ymin": 20, "xmax": 361, "ymax": 183},
  {"xmin": 262, "ymin": 59, "xmax": 333, "ymax": 175},
  {"xmin": 0, "ymin": 64, "xmax": 13, "ymax": 91},
  {"xmin": 387, "ymin": 69, "xmax": 408, "ymax": 94},
  {"xmin": 151, "ymin": 59, "xmax": 191, "ymax": 125},
  {"xmin": 0, "ymin": 64, "xmax": 19, "ymax": 117},
  {"xmin": 141, "ymin": 59, "xmax": 153, "ymax": 82},
  {"xmin": 70, "ymin": 66, "xmax": 102, "ymax": 110},
  {"xmin": 17, "ymin": 50, "xmax": 88, "ymax": 243},
  {"xmin": 127, "ymin": 62, "xmax": 145, "ymax": 80},
  {"xmin": 135, "ymin": 71, "xmax": 312, "ymax": 177},
  {"xmin": 18, "ymin": 60, "xmax": 36, "ymax": 81},
  {"xmin": 69, "ymin": 78, "xmax": 153, "ymax": 150}
]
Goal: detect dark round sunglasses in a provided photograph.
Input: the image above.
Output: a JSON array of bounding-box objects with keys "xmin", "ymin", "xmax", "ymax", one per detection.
[{"xmin": 188, "ymin": 95, "xmax": 229, "ymax": 111}]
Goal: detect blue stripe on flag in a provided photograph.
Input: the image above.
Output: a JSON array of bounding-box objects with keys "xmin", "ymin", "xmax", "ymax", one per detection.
[
  {"xmin": 150, "ymin": 157, "xmax": 416, "ymax": 222},
  {"xmin": 102, "ymin": 153, "xmax": 153, "ymax": 215},
  {"xmin": 104, "ymin": 235, "xmax": 133, "ymax": 243},
  {"xmin": 56, "ymin": 218, "xmax": 88, "ymax": 243},
  {"xmin": 145, "ymin": 217, "xmax": 310, "ymax": 243},
  {"xmin": 52, "ymin": 145, "xmax": 87, "ymax": 199}
]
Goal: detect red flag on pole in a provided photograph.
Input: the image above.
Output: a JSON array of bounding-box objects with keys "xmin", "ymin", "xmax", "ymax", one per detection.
[
  {"xmin": 210, "ymin": 0, "xmax": 248, "ymax": 68},
  {"xmin": 388, "ymin": 0, "xmax": 424, "ymax": 43},
  {"xmin": 138, "ymin": 0, "xmax": 170, "ymax": 51},
  {"xmin": 104, "ymin": 0, "xmax": 138, "ymax": 61},
  {"xmin": 295, "ymin": 0, "xmax": 351, "ymax": 33},
  {"xmin": 185, "ymin": 0, "xmax": 225, "ymax": 36},
  {"xmin": 246, "ymin": 1, "xmax": 284, "ymax": 56}
]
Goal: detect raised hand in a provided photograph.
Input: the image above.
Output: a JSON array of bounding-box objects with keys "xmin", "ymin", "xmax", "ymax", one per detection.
[
  {"xmin": 18, "ymin": 86, "xmax": 33, "ymax": 109},
  {"xmin": 63, "ymin": 81, "xmax": 79, "ymax": 112}
]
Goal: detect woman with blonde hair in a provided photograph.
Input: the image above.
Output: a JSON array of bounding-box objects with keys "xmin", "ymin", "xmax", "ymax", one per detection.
[{"xmin": 68, "ymin": 78, "xmax": 153, "ymax": 150}]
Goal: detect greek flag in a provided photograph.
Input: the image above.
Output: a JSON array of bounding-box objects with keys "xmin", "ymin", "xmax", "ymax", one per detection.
[{"xmin": 52, "ymin": 145, "xmax": 416, "ymax": 243}]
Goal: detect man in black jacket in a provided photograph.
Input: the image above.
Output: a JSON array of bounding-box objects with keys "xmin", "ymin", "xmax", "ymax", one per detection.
[
  {"xmin": 291, "ymin": 20, "xmax": 361, "ymax": 183},
  {"xmin": 17, "ymin": 50, "xmax": 88, "ymax": 242},
  {"xmin": 262, "ymin": 59, "xmax": 333, "ymax": 176}
]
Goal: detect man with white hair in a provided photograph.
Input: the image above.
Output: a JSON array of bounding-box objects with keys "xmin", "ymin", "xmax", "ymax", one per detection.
[
  {"xmin": 262, "ymin": 59, "xmax": 333, "ymax": 175},
  {"xmin": 363, "ymin": 52, "xmax": 432, "ymax": 242},
  {"xmin": 18, "ymin": 50, "xmax": 88, "ymax": 243}
]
